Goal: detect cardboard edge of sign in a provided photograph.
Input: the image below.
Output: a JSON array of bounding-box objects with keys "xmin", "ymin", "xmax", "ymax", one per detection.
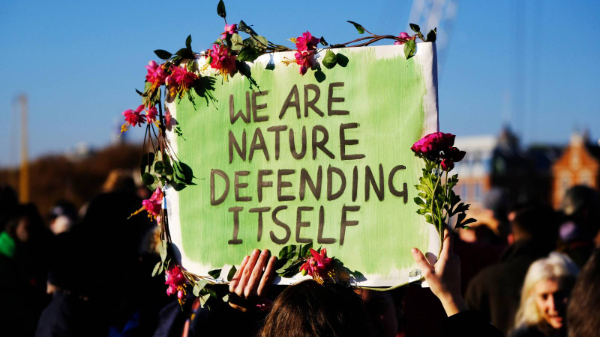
[{"xmin": 165, "ymin": 42, "xmax": 440, "ymax": 288}]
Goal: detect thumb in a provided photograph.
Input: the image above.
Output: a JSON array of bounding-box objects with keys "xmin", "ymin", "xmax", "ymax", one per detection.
[{"xmin": 412, "ymin": 248, "xmax": 433, "ymax": 277}]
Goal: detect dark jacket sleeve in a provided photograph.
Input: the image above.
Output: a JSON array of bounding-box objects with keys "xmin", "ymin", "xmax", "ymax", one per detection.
[{"xmin": 441, "ymin": 310, "xmax": 504, "ymax": 337}]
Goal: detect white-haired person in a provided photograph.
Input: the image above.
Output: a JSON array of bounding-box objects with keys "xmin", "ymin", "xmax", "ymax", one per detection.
[{"xmin": 511, "ymin": 253, "xmax": 579, "ymax": 337}]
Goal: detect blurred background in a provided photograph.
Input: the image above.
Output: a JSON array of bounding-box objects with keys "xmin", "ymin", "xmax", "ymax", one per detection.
[{"xmin": 1, "ymin": 0, "xmax": 599, "ymax": 214}]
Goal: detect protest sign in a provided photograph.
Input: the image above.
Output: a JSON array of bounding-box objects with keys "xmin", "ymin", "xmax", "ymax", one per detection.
[{"xmin": 165, "ymin": 43, "xmax": 439, "ymax": 286}]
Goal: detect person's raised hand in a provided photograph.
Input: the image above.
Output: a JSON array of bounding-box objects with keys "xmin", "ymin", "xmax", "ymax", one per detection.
[
  {"xmin": 228, "ymin": 249, "xmax": 277, "ymax": 311},
  {"xmin": 411, "ymin": 230, "xmax": 467, "ymax": 316}
]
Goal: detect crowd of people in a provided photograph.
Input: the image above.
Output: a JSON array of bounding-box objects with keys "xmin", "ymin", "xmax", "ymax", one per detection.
[{"xmin": 1, "ymin": 169, "xmax": 599, "ymax": 337}]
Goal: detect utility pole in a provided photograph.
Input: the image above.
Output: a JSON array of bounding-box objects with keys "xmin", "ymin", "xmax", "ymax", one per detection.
[{"xmin": 19, "ymin": 94, "xmax": 29, "ymax": 203}]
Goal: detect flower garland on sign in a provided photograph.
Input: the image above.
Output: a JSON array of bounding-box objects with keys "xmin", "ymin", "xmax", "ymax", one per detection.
[
  {"xmin": 411, "ymin": 132, "xmax": 475, "ymax": 252},
  {"xmin": 121, "ymin": 0, "xmax": 439, "ymax": 305}
]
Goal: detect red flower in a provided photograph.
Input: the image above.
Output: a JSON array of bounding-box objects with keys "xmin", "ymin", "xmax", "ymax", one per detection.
[
  {"xmin": 411, "ymin": 132, "xmax": 466, "ymax": 171},
  {"xmin": 145, "ymin": 61, "xmax": 167, "ymax": 87},
  {"xmin": 146, "ymin": 106, "xmax": 158, "ymax": 124},
  {"xmin": 294, "ymin": 51, "xmax": 315, "ymax": 75},
  {"xmin": 142, "ymin": 188, "xmax": 163, "ymax": 218},
  {"xmin": 165, "ymin": 265, "xmax": 187, "ymax": 303},
  {"xmin": 295, "ymin": 31, "xmax": 319, "ymax": 52},
  {"xmin": 300, "ymin": 248, "xmax": 333, "ymax": 278},
  {"xmin": 220, "ymin": 23, "xmax": 238, "ymax": 40},
  {"xmin": 122, "ymin": 105, "xmax": 146, "ymax": 127},
  {"xmin": 446, "ymin": 146, "xmax": 466, "ymax": 162},
  {"xmin": 441, "ymin": 158, "xmax": 454, "ymax": 171},
  {"xmin": 209, "ymin": 44, "xmax": 237, "ymax": 78},
  {"xmin": 166, "ymin": 65, "xmax": 198, "ymax": 97},
  {"xmin": 411, "ymin": 132, "xmax": 456, "ymax": 158}
]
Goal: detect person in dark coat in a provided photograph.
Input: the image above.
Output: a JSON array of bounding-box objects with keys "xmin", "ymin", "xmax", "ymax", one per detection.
[
  {"xmin": 35, "ymin": 192, "xmax": 168, "ymax": 337},
  {"xmin": 465, "ymin": 205, "xmax": 559, "ymax": 335}
]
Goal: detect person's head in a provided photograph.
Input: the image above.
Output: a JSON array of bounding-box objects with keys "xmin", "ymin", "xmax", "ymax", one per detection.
[
  {"xmin": 567, "ymin": 249, "xmax": 600, "ymax": 337},
  {"xmin": 47, "ymin": 200, "xmax": 78, "ymax": 235},
  {"xmin": 510, "ymin": 204, "xmax": 559, "ymax": 247},
  {"xmin": 561, "ymin": 185, "xmax": 600, "ymax": 245},
  {"xmin": 515, "ymin": 253, "xmax": 579, "ymax": 331},
  {"xmin": 5, "ymin": 203, "xmax": 46, "ymax": 243},
  {"xmin": 54, "ymin": 192, "xmax": 153, "ymax": 297},
  {"xmin": 102, "ymin": 169, "xmax": 136, "ymax": 194},
  {"xmin": 259, "ymin": 280, "xmax": 371, "ymax": 337}
]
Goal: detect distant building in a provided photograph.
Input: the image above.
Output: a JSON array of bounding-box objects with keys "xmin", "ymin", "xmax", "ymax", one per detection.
[
  {"xmin": 551, "ymin": 132, "xmax": 600, "ymax": 208},
  {"xmin": 454, "ymin": 127, "xmax": 556, "ymax": 213}
]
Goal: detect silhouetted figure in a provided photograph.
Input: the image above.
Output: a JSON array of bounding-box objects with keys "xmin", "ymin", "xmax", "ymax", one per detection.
[
  {"xmin": 557, "ymin": 186, "xmax": 600, "ymax": 268},
  {"xmin": 567, "ymin": 249, "xmax": 600, "ymax": 337},
  {"xmin": 0, "ymin": 204, "xmax": 52, "ymax": 336},
  {"xmin": 36, "ymin": 192, "xmax": 167, "ymax": 337}
]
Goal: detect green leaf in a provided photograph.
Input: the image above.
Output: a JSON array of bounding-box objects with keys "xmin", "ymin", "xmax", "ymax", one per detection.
[
  {"xmin": 185, "ymin": 35, "xmax": 192, "ymax": 50},
  {"xmin": 404, "ymin": 39, "xmax": 416, "ymax": 59},
  {"xmin": 348, "ymin": 21, "xmax": 365, "ymax": 34},
  {"xmin": 154, "ymin": 49, "xmax": 172, "ymax": 60},
  {"xmin": 322, "ymin": 50, "xmax": 338, "ymax": 69},
  {"xmin": 199, "ymin": 293, "xmax": 211, "ymax": 307},
  {"xmin": 174, "ymin": 48, "xmax": 195, "ymax": 60},
  {"xmin": 238, "ymin": 20, "xmax": 257, "ymax": 36},
  {"xmin": 164, "ymin": 163, "xmax": 174, "ymax": 176},
  {"xmin": 217, "ymin": 0, "xmax": 226, "ymax": 18},
  {"xmin": 159, "ymin": 240, "xmax": 168, "ymax": 262},
  {"xmin": 314, "ymin": 69, "xmax": 326, "ymax": 83},
  {"xmin": 193, "ymin": 279, "xmax": 208, "ymax": 296},
  {"xmin": 409, "ymin": 23, "xmax": 421, "ymax": 33},
  {"xmin": 424, "ymin": 214, "xmax": 433, "ymax": 224},
  {"xmin": 227, "ymin": 265, "xmax": 237, "ymax": 281},
  {"xmin": 222, "ymin": 294, "xmax": 230, "ymax": 302},
  {"xmin": 414, "ymin": 197, "xmax": 425, "ymax": 206},
  {"xmin": 208, "ymin": 269, "xmax": 221, "ymax": 279},
  {"xmin": 140, "ymin": 152, "xmax": 155, "ymax": 173},
  {"xmin": 349, "ymin": 270, "xmax": 365, "ymax": 280},
  {"xmin": 278, "ymin": 245, "xmax": 298, "ymax": 259},
  {"xmin": 152, "ymin": 262, "xmax": 162, "ymax": 277},
  {"xmin": 154, "ymin": 161, "xmax": 164, "ymax": 174},
  {"xmin": 244, "ymin": 35, "xmax": 268, "ymax": 51},
  {"xmin": 319, "ymin": 36, "xmax": 328, "ymax": 46},
  {"xmin": 141, "ymin": 173, "xmax": 155, "ymax": 186},
  {"xmin": 173, "ymin": 161, "xmax": 195, "ymax": 185},
  {"xmin": 301, "ymin": 242, "xmax": 313, "ymax": 258},
  {"xmin": 237, "ymin": 46, "xmax": 261, "ymax": 62},
  {"xmin": 230, "ymin": 33, "xmax": 244, "ymax": 51},
  {"xmin": 426, "ymin": 28, "xmax": 437, "ymax": 42},
  {"xmin": 186, "ymin": 60, "xmax": 198, "ymax": 72},
  {"xmin": 336, "ymin": 53, "xmax": 349, "ymax": 67}
]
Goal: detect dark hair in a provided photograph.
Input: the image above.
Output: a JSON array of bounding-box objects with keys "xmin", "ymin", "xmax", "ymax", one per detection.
[
  {"xmin": 567, "ymin": 249, "xmax": 600, "ymax": 337},
  {"xmin": 562, "ymin": 185, "xmax": 600, "ymax": 237},
  {"xmin": 511, "ymin": 204, "xmax": 558, "ymax": 245},
  {"xmin": 259, "ymin": 280, "xmax": 371, "ymax": 337}
]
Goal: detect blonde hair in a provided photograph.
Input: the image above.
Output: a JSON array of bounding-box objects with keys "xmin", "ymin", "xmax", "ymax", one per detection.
[{"xmin": 514, "ymin": 253, "xmax": 579, "ymax": 329}]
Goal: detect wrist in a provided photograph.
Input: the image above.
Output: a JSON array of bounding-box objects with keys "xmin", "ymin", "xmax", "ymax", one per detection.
[{"xmin": 439, "ymin": 292, "xmax": 467, "ymax": 317}]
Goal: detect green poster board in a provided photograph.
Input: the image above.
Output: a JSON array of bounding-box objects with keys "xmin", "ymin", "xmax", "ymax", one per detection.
[{"xmin": 166, "ymin": 43, "xmax": 439, "ymax": 286}]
